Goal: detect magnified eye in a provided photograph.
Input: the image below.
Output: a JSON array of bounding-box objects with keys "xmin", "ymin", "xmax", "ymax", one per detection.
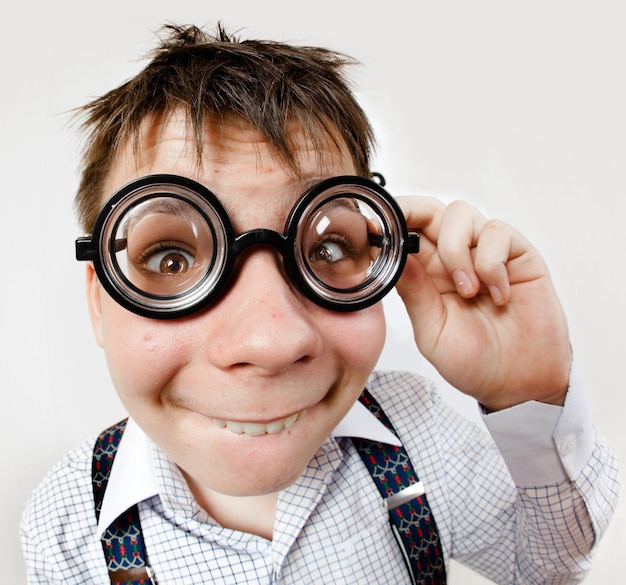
[
  {"xmin": 309, "ymin": 235, "xmax": 352, "ymax": 264},
  {"xmin": 112, "ymin": 197, "xmax": 218, "ymax": 297},
  {"xmin": 140, "ymin": 241, "xmax": 196, "ymax": 275},
  {"xmin": 303, "ymin": 198, "xmax": 379, "ymax": 289}
]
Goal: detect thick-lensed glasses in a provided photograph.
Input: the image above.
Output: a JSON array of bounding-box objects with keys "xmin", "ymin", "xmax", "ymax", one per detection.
[{"xmin": 76, "ymin": 174, "xmax": 419, "ymax": 319}]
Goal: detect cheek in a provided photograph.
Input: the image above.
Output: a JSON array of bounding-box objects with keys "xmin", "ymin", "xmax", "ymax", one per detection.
[
  {"xmin": 328, "ymin": 304, "xmax": 386, "ymax": 372},
  {"xmin": 99, "ymin": 301, "xmax": 185, "ymax": 406}
]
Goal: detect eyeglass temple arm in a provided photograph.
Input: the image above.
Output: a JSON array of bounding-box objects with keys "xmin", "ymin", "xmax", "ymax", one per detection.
[
  {"xmin": 368, "ymin": 232, "xmax": 420, "ymax": 254},
  {"xmin": 76, "ymin": 237, "xmax": 129, "ymax": 261},
  {"xmin": 76, "ymin": 236, "xmax": 97, "ymax": 261}
]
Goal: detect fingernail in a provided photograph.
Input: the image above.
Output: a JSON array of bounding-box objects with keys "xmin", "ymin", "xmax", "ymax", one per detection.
[
  {"xmin": 489, "ymin": 285, "xmax": 504, "ymax": 306},
  {"xmin": 452, "ymin": 270, "xmax": 473, "ymax": 297}
]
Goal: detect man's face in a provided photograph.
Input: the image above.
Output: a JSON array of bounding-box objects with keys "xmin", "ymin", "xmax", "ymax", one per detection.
[{"xmin": 86, "ymin": 111, "xmax": 386, "ymax": 497}]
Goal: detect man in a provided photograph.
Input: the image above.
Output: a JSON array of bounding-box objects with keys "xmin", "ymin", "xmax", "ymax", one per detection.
[{"xmin": 21, "ymin": 23, "xmax": 618, "ymax": 584}]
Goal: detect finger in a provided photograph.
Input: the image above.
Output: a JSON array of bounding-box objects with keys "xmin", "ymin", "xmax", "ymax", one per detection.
[
  {"xmin": 394, "ymin": 254, "xmax": 447, "ymax": 346},
  {"xmin": 472, "ymin": 219, "xmax": 515, "ymax": 306},
  {"xmin": 395, "ymin": 195, "xmax": 449, "ymax": 285},
  {"xmin": 395, "ymin": 195, "xmax": 446, "ymax": 243},
  {"xmin": 473, "ymin": 220, "xmax": 542, "ymax": 305},
  {"xmin": 436, "ymin": 200, "xmax": 488, "ymax": 298}
]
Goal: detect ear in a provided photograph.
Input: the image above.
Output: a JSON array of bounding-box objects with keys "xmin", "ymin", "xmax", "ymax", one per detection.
[{"xmin": 85, "ymin": 263, "xmax": 105, "ymax": 347}]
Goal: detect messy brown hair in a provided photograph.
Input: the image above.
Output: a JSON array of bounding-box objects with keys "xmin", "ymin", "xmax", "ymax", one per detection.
[{"xmin": 74, "ymin": 23, "xmax": 376, "ymax": 232}]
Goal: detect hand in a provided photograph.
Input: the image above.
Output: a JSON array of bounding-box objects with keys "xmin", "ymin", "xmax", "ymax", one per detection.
[{"xmin": 395, "ymin": 196, "xmax": 572, "ymax": 411}]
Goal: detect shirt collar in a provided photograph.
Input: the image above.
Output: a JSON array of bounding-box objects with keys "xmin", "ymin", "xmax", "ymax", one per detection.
[{"xmin": 96, "ymin": 399, "xmax": 401, "ymax": 538}]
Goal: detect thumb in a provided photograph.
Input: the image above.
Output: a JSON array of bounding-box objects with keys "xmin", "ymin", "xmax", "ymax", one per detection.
[{"xmin": 395, "ymin": 255, "xmax": 446, "ymax": 348}]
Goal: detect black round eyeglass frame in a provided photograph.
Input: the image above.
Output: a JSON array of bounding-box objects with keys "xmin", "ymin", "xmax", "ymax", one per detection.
[{"xmin": 75, "ymin": 174, "xmax": 419, "ymax": 319}]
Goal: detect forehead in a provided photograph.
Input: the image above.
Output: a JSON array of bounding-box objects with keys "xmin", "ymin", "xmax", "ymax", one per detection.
[{"xmin": 102, "ymin": 110, "xmax": 357, "ymax": 214}]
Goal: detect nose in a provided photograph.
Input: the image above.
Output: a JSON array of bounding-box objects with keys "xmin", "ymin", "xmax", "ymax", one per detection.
[{"xmin": 203, "ymin": 249, "xmax": 324, "ymax": 374}]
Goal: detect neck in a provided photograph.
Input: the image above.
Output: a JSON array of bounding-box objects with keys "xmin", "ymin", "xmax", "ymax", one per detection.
[{"xmin": 182, "ymin": 471, "xmax": 279, "ymax": 540}]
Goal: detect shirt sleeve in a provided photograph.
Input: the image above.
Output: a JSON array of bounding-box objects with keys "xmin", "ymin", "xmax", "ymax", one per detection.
[{"xmin": 480, "ymin": 362, "xmax": 593, "ymax": 487}]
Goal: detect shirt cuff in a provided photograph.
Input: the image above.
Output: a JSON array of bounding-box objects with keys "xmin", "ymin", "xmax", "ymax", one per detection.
[{"xmin": 481, "ymin": 361, "xmax": 594, "ymax": 487}]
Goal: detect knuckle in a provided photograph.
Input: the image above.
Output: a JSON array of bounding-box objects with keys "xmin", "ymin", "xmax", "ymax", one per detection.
[
  {"xmin": 482, "ymin": 218, "xmax": 509, "ymax": 233},
  {"xmin": 473, "ymin": 257, "xmax": 502, "ymax": 277},
  {"xmin": 445, "ymin": 199, "xmax": 473, "ymax": 214}
]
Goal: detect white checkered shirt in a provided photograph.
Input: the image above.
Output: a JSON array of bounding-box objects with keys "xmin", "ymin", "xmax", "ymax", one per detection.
[{"xmin": 22, "ymin": 370, "xmax": 619, "ymax": 584}]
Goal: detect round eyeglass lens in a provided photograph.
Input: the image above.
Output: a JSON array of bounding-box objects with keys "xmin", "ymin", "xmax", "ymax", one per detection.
[
  {"xmin": 303, "ymin": 197, "xmax": 381, "ymax": 288},
  {"xmin": 110, "ymin": 196, "xmax": 217, "ymax": 297},
  {"xmin": 96, "ymin": 186, "xmax": 232, "ymax": 316},
  {"xmin": 295, "ymin": 187, "xmax": 405, "ymax": 306}
]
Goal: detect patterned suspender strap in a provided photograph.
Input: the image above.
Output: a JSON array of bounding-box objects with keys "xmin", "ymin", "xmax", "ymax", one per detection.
[
  {"xmin": 92, "ymin": 419, "xmax": 156, "ymax": 585},
  {"xmin": 353, "ymin": 390, "xmax": 446, "ymax": 585}
]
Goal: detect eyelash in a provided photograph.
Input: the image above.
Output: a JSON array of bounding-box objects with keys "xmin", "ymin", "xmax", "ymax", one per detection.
[
  {"xmin": 135, "ymin": 241, "xmax": 195, "ymax": 266},
  {"xmin": 309, "ymin": 234, "xmax": 354, "ymax": 261}
]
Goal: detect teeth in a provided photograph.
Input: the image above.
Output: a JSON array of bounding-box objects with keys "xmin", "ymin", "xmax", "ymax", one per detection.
[
  {"xmin": 212, "ymin": 411, "xmax": 306, "ymax": 436},
  {"xmin": 239, "ymin": 422, "xmax": 266, "ymax": 436},
  {"xmin": 265, "ymin": 419, "xmax": 286, "ymax": 434},
  {"xmin": 225, "ymin": 421, "xmax": 243, "ymax": 434},
  {"xmin": 283, "ymin": 413, "xmax": 298, "ymax": 428}
]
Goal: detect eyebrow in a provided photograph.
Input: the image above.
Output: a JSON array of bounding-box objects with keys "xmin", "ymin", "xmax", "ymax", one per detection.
[
  {"xmin": 113, "ymin": 197, "xmax": 204, "ymax": 251},
  {"xmin": 121, "ymin": 198, "xmax": 200, "ymax": 233},
  {"xmin": 295, "ymin": 175, "xmax": 368, "ymax": 203}
]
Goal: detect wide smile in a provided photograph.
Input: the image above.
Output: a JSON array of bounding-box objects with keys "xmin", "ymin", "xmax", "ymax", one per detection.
[{"xmin": 211, "ymin": 410, "xmax": 307, "ymax": 436}]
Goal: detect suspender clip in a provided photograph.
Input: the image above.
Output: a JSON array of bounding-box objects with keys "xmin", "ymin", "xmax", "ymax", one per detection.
[{"xmin": 384, "ymin": 481, "xmax": 425, "ymax": 511}]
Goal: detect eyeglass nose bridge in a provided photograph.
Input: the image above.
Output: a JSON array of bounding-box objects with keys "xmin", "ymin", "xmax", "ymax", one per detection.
[
  {"xmin": 229, "ymin": 228, "xmax": 302, "ymax": 294},
  {"xmin": 232, "ymin": 228, "xmax": 290, "ymax": 257}
]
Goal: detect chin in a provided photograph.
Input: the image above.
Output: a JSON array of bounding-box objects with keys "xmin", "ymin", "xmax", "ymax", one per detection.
[
  {"xmin": 186, "ymin": 453, "xmax": 310, "ymax": 500},
  {"xmin": 224, "ymin": 475, "xmax": 299, "ymax": 497},
  {"xmin": 216, "ymin": 445, "xmax": 314, "ymax": 496}
]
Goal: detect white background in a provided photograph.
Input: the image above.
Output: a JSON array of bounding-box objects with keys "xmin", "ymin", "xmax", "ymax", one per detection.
[{"xmin": 2, "ymin": 1, "xmax": 624, "ymax": 582}]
